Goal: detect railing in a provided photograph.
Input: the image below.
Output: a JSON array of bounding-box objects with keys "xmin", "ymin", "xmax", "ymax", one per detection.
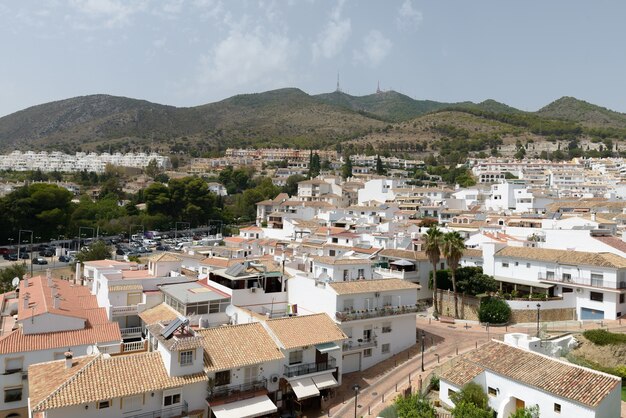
[
  {"xmin": 122, "ymin": 340, "xmax": 147, "ymax": 353},
  {"xmin": 538, "ymin": 273, "xmax": 626, "ymax": 289},
  {"xmin": 336, "ymin": 304, "xmax": 424, "ymax": 322},
  {"xmin": 111, "ymin": 305, "xmax": 139, "ymax": 316},
  {"xmin": 342, "ymin": 338, "xmax": 377, "ymax": 351},
  {"xmin": 121, "ymin": 326, "xmax": 142, "ymax": 338},
  {"xmin": 128, "ymin": 401, "xmax": 188, "ymax": 418},
  {"xmin": 284, "ymin": 357, "xmax": 337, "ymax": 378},
  {"xmin": 96, "ymin": 343, "xmax": 122, "ymax": 354},
  {"xmin": 374, "ymin": 267, "xmax": 418, "ymax": 280},
  {"xmin": 208, "ymin": 378, "xmax": 268, "ymax": 402}
]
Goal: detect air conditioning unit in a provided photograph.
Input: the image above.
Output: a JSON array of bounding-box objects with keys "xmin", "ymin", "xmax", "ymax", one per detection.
[
  {"xmin": 270, "ymin": 374, "xmax": 280, "ymax": 384},
  {"xmin": 250, "ymin": 287, "xmax": 257, "ymax": 293}
]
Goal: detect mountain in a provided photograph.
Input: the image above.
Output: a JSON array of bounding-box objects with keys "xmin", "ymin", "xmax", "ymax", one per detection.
[
  {"xmin": 315, "ymin": 90, "xmax": 452, "ymax": 122},
  {"xmin": 537, "ymin": 96, "xmax": 626, "ymax": 128},
  {"xmin": 450, "ymin": 99, "xmax": 523, "ymax": 115}
]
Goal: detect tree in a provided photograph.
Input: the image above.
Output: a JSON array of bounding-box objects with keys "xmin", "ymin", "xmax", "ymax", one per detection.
[
  {"xmin": 76, "ymin": 241, "xmax": 112, "ymax": 264},
  {"xmin": 342, "ymin": 155, "xmax": 353, "ymax": 179},
  {"xmin": 451, "ymin": 382, "xmax": 489, "ymax": 411},
  {"xmin": 145, "ymin": 158, "xmax": 160, "ymax": 178},
  {"xmin": 423, "ymin": 226, "xmax": 443, "ymax": 315},
  {"xmin": 376, "ymin": 155, "xmax": 386, "ymax": 175},
  {"xmin": 509, "ymin": 405, "xmax": 540, "ymax": 418},
  {"xmin": 0, "ymin": 264, "xmax": 27, "ymax": 293},
  {"xmin": 452, "ymin": 402, "xmax": 493, "ymax": 418},
  {"xmin": 308, "ymin": 151, "xmax": 321, "ymax": 178},
  {"xmin": 442, "ymin": 231, "xmax": 465, "ymax": 318},
  {"xmin": 478, "ymin": 297, "xmax": 511, "ymax": 324},
  {"xmin": 283, "ymin": 174, "xmax": 307, "ymax": 197},
  {"xmin": 394, "ymin": 393, "xmax": 437, "ymax": 418}
]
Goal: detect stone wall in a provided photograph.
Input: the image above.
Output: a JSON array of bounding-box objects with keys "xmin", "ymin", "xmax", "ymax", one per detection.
[
  {"xmin": 438, "ymin": 291, "xmax": 480, "ymax": 321},
  {"xmin": 510, "ymin": 308, "xmax": 576, "ymax": 323}
]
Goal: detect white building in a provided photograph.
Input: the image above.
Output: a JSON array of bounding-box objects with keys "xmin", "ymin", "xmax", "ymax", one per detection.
[{"xmin": 439, "ymin": 340, "xmax": 620, "ymax": 418}]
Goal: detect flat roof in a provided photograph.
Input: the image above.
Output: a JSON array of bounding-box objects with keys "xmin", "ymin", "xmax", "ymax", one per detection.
[{"xmin": 160, "ymin": 281, "xmax": 229, "ymax": 303}]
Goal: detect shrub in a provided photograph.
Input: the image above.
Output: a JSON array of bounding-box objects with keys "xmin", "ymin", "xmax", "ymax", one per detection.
[
  {"xmin": 478, "ymin": 297, "xmax": 511, "ymax": 324},
  {"xmin": 452, "ymin": 401, "xmax": 493, "ymax": 418},
  {"xmin": 429, "ymin": 375, "xmax": 440, "ymax": 391},
  {"xmin": 394, "ymin": 393, "xmax": 436, "ymax": 418},
  {"xmin": 583, "ymin": 329, "xmax": 626, "ymax": 346},
  {"xmin": 450, "ymin": 382, "xmax": 489, "ymax": 411}
]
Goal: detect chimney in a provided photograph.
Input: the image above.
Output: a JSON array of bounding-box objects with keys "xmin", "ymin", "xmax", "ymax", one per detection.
[
  {"xmin": 64, "ymin": 351, "xmax": 73, "ymax": 369},
  {"xmin": 23, "ymin": 293, "xmax": 30, "ymax": 310},
  {"xmin": 53, "ymin": 295, "xmax": 61, "ymax": 309},
  {"xmin": 47, "ymin": 269, "xmax": 52, "ymax": 287},
  {"xmin": 591, "ymin": 212, "xmax": 597, "ymax": 222},
  {"xmin": 24, "ymin": 275, "xmax": 29, "ymax": 287},
  {"xmin": 51, "ymin": 285, "xmax": 57, "ymax": 297},
  {"xmin": 74, "ymin": 262, "xmax": 81, "ymax": 285}
]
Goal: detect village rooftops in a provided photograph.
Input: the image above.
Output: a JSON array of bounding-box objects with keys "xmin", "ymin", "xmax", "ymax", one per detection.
[
  {"xmin": 312, "ymin": 256, "xmax": 373, "ymax": 266},
  {"xmin": 330, "ymin": 278, "xmax": 420, "ymax": 295},
  {"xmin": 29, "ymin": 352, "xmax": 207, "ymax": 413},
  {"xmin": 195, "ymin": 322, "xmax": 284, "ymax": 372},
  {"xmin": 495, "ymin": 246, "xmax": 626, "ymax": 269},
  {"xmin": 146, "ymin": 321, "xmax": 204, "ymax": 351},
  {"xmin": 265, "ymin": 313, "xmax": 347, "ymax": 350},
  {"xmin": 440, "ymin": 340, "xmax": 620, "ymax": 408},
  {"xmin": 378, "ymin": 248, "xmax": 430, "ymax": 261},
  {"xmin": 138, "ymin": 302, "xmax": 179, "ymax": 325},
  {"xmin": 160, "ymin": 281, "xmax": 230, "ymax": 304}
]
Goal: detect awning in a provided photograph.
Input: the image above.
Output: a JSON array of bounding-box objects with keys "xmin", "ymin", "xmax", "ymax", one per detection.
[
  {"xmin": 315, "ymin": 342, "xmax": 340, "ymax": 353},
  {"xmin": 390, "ymin": 259, "xmax": 414, "ymax": 266},
  {"xmin": 494, "ymin": 276, "xmax": 554, "ymax": 289},
  {"xmin": 290, "ymin": 377, "xmax": 320, "ymax": 400},
  {"xmin": 211, "ymin": 395, "xmax": 277, "ymax": 418},
  {"xmin": 312, "ymin": 373, "xmax": 338, "ymax": 390}
]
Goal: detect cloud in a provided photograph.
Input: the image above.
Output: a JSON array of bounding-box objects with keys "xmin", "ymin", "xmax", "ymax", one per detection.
[
  {"xmin": 69, "ymin": 0, "xmax": 146, "ymax": 28},
  {"xmin": 197, "ymin": 28, "xmax": 296, "ymax": 89},
  {"xmin": 311, "ymin": 0, "xmax": 351, "ymax": 62},
  {"xmin": 353, "ymin": 30, "xmax": 392, "ymax": 67},
  {"xmin": 396, "ymin": 0, "xmax": 422, "ymax": 30}
]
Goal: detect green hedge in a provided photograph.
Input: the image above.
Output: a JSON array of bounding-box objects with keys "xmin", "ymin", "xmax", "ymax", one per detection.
[
  {"xmin": 583, "ymin": 329, "xmax": 626, "ymax": 346},
  {"xmin": 478, "ymin": 297, "xmax": 511, "ymax": 324}
]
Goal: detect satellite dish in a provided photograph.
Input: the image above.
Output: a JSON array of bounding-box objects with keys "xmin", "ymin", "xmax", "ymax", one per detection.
[
  {"xmin": 11, "ymin": 277, "xmax": 19, "ymax": 288},
  {"xmin": 86, "ymin": 345, "xmax": 94, "ymax": 355},
  {"xmin": 318, "ymin": 272, "xmax": 329, "ymax": 282},
  {"xmin": 225, "ymin": 304, "xmax": 236, "ymax": 318}
]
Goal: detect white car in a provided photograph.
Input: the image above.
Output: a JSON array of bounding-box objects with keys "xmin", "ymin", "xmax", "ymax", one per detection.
[{"xmin": 143, "ymin": 239, "xmax": 157, "ymax": 247}]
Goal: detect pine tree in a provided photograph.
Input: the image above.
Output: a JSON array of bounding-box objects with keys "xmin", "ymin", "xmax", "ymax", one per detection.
[
  {"xmin": 342, "ymin": 155, "xmax": 353, "ymax": 179},
  {"xmin": 375, "ymin": 155, "xmax": 385, "ymax": 175}
]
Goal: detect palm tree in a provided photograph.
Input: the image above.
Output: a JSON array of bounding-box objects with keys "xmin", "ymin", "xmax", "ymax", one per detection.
[
  {"xmin": 423, "ymin": 226, "xmax": 443, "ymax": 315},
  {"xmin": 442, "ymin": 231, "xmax": 466, "ymax": 318}
]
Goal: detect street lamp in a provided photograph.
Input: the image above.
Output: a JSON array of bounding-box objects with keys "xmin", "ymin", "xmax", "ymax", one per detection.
[
  {"xmin": 420, "ymin": 330, "xmax": 425, "ymax": 372},
  {"xmin": 352, "ymin": 384, "xmax": 360, "ymax": 418},
  {"xmin": 536, "ymin": 304, "xmax": 541, "ymax": 338},
  {"xmin": 18, "ymin": 229, "xmax": 33, "ymax": 265}
]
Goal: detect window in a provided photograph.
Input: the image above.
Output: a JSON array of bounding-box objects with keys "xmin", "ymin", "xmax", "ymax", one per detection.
[
  {"xmin": 546, "ymin": 271, "xmax": 555, "ymax": 279},
  {"xmin": 448, "ymin": 389, "xmax": 456, "ymax": 398},
  {"xmin": 163, "ymin": 392, "xmax": 181, "ymax": 407},
  {"xmin": 330, "ymin": 250, "xmax": 336, "ymax": 257},
  {"xmin": 382, "ymin": 322, "xmax": 392, "ymax": 333},
  {"xmin": 514, "ymin": 262, "xmax": 519, "ymax": 267},
  {"xmin": 621, "ymin": 294, "xmax": 625, "ymax": 304},
  {"xmin": 343, "ymin": 299, "xmax": 354, "ymax": 311},
  {"xmin": 215, "ymin": 370, "xmax": 230, "ymax": 386},
  {"xmin": 440, "ymin": 262, "xmax": 445, "ymax": 270},
  {"xmin": 179, "ymin": 350, "xmax": 194, "ymax": 366},
  {"xmin": 591, "ymin": 273, "xmax": 604, "ymax": 287},
  {"xmin": 383, "ymin": 295, "xmax": 392, "ymax": 306},
  {"xmin": 488, "ymin": 387, "xmax": 497, "ymax": 396},
  {"xmin": 343, "ymin": 270, "xmax": 349, "ymax": 280},
  {"xmin": 381, "ymin": 343, "xmax": 390, "ymax": 354},
  {"xmin": 562, "ymin": 287, "xmax": 573, "ymax": 293},
  {"xmin": 5, "ymin": 357, "xmax": 23, "ymax": 374},
  {"xmin": 526, "ymin": 263, "xmax": 531, "ymax": 268},
  {"xmin": 363, "ymin": 349, "xmax": 372, "ymax": 357},
  {"xmin": 4, "ymin": 387, "xmax": 22, "ymax": 403},
  {"xmin": 502, "ymin": 262, "xmax": 509, "ymax": 268},
  {"xmin": 289, "ymin": 350, "xmax": 303, "ymax": 365},
  {"xmin": 97, "ymin": 400, "xmax": 111, "ymax": 409},
  {"xmin": 554, "ymin": 403, "xmax": 561, "ymax": 413},
  {"xmin": 590, "ymin": 292, "xmax": 604, "ymax": 302},
  {"xmin": 358, "ymin": 269, "xmax": 365, "ymax": 278}
]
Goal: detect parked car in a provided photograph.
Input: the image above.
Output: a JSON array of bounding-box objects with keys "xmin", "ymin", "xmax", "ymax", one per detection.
[
  {"xmin": 58, "ymin": 255, "xmax": 71, "ymax": 262},
  {"xmin": 39, "ymin": 249, "xmax": 55, "ymax": 257},
  {"xmin": 7, "ymin": 253, "xmax": 17, "ymax": 261},
  {"xmin": 19, "ymin": 252, "xmax": 30, "ymax": 259},
  {"xmin": 32, "ymin": 257, "xmax": 48, "ymax": 265},
  {"xmin": 0, "ymin": 247, "xmax": 11, "ymax": 255},
  {"xmin": 155, "ymin": 244, "xmax": 170, "ymax": 251}
]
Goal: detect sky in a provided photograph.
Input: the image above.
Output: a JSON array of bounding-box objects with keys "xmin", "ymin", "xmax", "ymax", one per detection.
[{"xmin": 1, "ymin": 0, "xmax": 626, "ymax": 117}]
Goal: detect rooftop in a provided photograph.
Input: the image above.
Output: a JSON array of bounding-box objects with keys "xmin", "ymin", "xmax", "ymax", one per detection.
[
  {"xmin": 265, "ymin": 313, "xmax": 347, "ymax": 350},
  {"xmin": 329, "ymin": 278, "xmax": 420, "ymax": 295},
  {"xmin": 496, "ymin": 246, "xmax": 626, "ymax": 269}
]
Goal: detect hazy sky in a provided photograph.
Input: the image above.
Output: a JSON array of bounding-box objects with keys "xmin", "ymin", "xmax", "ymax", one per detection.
[{"xmin": 1, "ymin": 0, "xmax": 625, "ymax": 117}]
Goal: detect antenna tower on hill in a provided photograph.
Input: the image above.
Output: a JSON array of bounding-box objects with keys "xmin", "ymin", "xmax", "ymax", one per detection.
[{"xmin": 336, "ymin": 73, "xmax": 341, "ymax": 93}]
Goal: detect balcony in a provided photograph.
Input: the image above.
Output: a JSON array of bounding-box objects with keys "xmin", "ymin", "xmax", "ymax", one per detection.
[
  {"xmin": 538, "ymin": 273, "xmax": 626, "ymax": 290},
  {"xmin": 335, "ymin": 304, "xmax": 424, "ymax": 322},
  {"xmin": 122, "ymin": 340, "xmax": 148, "ymax": 353},
  {"xmin": 121, "ymin": 326, "xmax": 143, "ymax": 339},
  {"xmin": 111, "ymin": 305, "xmax": 139, "ymax": 317},
  {"xmin": 128, "ymin": 401, "xmax": 188, "ymax": 418},
  {"xmin": 207, "ymin": 378, "xmax": 268, "ymax": 402},
  {"xmin": 374, "ymin": 267, "xmax": 419, "ymax": 280},
  {"xmin": 342, "ymin": 338, "xmax": 377, "ymax": 352},
  {"xmin": 284, "ymin": 357, "xmax": 337, "ymax": 378}
]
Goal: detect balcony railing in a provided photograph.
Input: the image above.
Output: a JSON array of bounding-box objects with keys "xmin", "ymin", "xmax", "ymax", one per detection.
[
  {"xmin": 374, "ymin": 267, "xmax": 418, "ymax": 280},
  {"xmin": 111, "ymin": 305, "xmax": 139, "ymax": 317},
  {"xmin": 122, "ymin": 340, "xmax": 147, "ymax": 353},
  {"xmin": 336, "ymin": 304, "xmax": 424, "ymax": 322},
  {"xmin": 207, "ymin": 378, "xmax": 268, "ymax": 402},
  {"xmin": 538, "ymin": 273, "xmax": 626, "ymax": 289},
  {"xmin": 284, "ymin": 357, "xmax": 337, "ymax": 378},
  {"xmin": 121, "ymin": 326, "xmax": 142, "ymax": 338},
  {"xmin": 128, "ymin": 401, "xmax": 187, "ymax": 418},
  {"xmin": 342, "ymin": 338, "xmax": 377, "ymax": 351}
]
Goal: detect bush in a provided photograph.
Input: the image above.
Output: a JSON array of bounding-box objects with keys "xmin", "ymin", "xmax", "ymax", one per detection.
[
  {"xmin": 583, "ymin": 329, "xmax": 626, "ymax": 346},
  {"xmin": 478, "ymin": 297, "xmax": 511, "ymax": 324},
  {"xmin": 450, "ymin": 382, "xmax": 489, "ymax": 410},
  {"xmin": 429, "ymin": 375, "xmax": 440, "ymax": 391},
  {"xmin": 394, "ymin": 393, "xmax": 436, "ymax": 418},
  {"xmin": 452, "ymin": 402, "xmax": 493, "ymax": 418}
]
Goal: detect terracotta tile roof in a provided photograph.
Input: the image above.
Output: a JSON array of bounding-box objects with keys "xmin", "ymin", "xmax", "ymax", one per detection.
[
  {"xmin": 593, "ymin": 236, "xmax": 626, "ymax": 255},
  {"xmin": 240, "ymin": 226, "xmax": 262, "ymax": 231},
  {"xmin": 121, "ymin": 269, "xmax": 156, "ymax": 279},
  {"xmin": 312, "ymin": 256, "xmax": 372, "ymax": 266},
  {"xmin": 199, "ymin": 256, "xmax": 232, "ymax": 267},
  {"xmin": 439, "ymin": 358, "xmax": 484, "ymax": 387},
  {"xmin": 146, "ymin": 322, "xmax": 204, "ymax": 351},
  {"xmin": 29, "ymin": 352, "xmax": 207, "ymax": 412},
  {"xmin": 442, "ymin": 341, "xmax": 620, "ymax": 408},
  {"xmin": 496, "ymin": 246, "xmax": 626, "ymax": 269},
  {"xmin": 0, "ymin": 323, "xmax": 121, "ymax": 354},
  {"xmin": 82, "ymin": 260, "xmax": 131, "ymax": 268},
  {"xmin": 18, "ymin": 276, "xmax": 96, "ymax": 321},
  {"xmin": 138, "ymin": 303, "xmax": 179, "ymax": 325},
  {"xmin": 330, "ymin": 279, "xmax": 420, "ymax": 295},
  {"xmin": 379, "ymin": 249, "xmax": 430, "ymax": 261},
  {"xmin": 196, "ymin": 323, "xmax": 284, "ymax": 372},
  {"xmin": 265, "ymin": 313, "xmax": 347, "ymax": 350},
  {"xmin": 149, "ymin": 253, "xmax": 182, "ymax": 262},
  {"xmin": 108, "ymin": 284, "xmax": 143, "ymax": 292},
  {"xmin": 462, "ymin": 249, "xmax": 483, "ymax": 258}
]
